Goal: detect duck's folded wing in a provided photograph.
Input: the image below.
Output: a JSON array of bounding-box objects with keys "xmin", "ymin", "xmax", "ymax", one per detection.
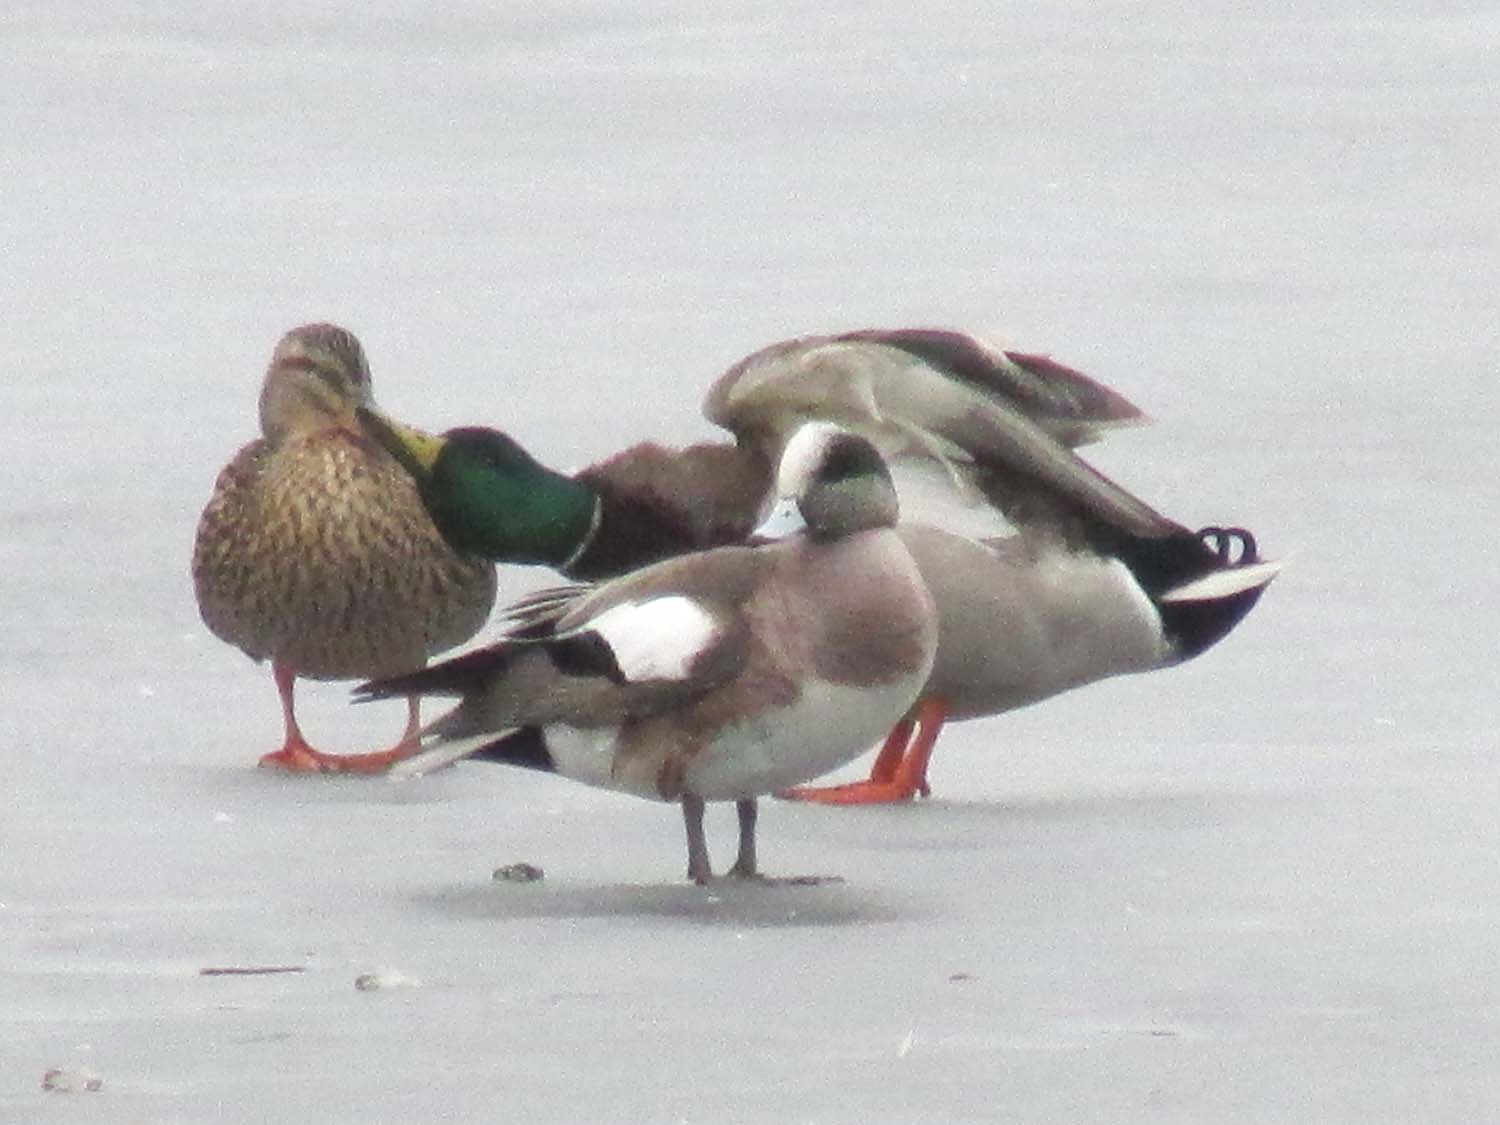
[
  {"xmin": 361, "ymin": 584, "xmax": 742, "ymax": 700},
  {"xmin": 362, "ymin": 583, "xmax": 751, "ymax": 780},
  {"xmin": 704, "ymin": 328, "xmax": 1182, "ymax": 540}
]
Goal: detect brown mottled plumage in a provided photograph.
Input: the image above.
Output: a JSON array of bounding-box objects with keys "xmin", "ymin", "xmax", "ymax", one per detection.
[{"xmin": 192, "ymin": 323, "xmax": 496, "ymax": 772}]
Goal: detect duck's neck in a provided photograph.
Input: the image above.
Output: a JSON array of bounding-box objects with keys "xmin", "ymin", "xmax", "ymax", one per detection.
[{"xmin": 427, "ymin": 455, "xmax": 601, "ymax": 570}]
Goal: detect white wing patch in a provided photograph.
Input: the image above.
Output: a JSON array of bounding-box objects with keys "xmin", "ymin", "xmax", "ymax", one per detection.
[{"xmin": 586, "ymin": 595, "xmax": 721, "ymax": 682}]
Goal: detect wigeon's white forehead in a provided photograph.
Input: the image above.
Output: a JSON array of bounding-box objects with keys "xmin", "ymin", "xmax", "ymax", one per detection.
[{"xmin": 776, "ymin": 421, "xmax": 843, "ymax": 496}]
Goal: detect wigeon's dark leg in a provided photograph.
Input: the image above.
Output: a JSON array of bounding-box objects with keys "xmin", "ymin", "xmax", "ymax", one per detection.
[
  {"xmin": 682, "ymin": 793, "xmax": 715, "ymax": 884},
  {"xmin": 726, "ymin": 799, "xmax": 759, "ymax": 878},
  {"xmin": 258, "ymin": 663, "xmax": 423, "ymax": 775},
  {"xmin": 726, "ymin": 797, "xmax": 842, "ymax": 885},
  {"xmin": 777, "ymin": 700, "xmax": 947, "ymax": 805}
]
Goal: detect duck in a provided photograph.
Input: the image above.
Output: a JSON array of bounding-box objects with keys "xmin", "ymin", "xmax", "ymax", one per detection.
[
  {"xmin": 791, "ymin": 521, "xmax": 1278, "ymax": 803},
  {"xmin": 356, "ymin": 423, "xmax": 938, "ymax": 883},
  {"xmin": 191, "ymin": 323, "xmax": 498, "ymax": 773},
  {"xmin": 354, "ymin": 327, "xmax": 1277, "ymax": 801}
]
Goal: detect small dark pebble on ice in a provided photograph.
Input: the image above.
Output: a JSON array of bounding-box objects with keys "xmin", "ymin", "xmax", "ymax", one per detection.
[
  {"xmin": 355, "ymin": 970, "xmax": 419, "ymax": 992},
  {"xmin": 493, "ymin": 862, "xmax": 545, "ymax": 883},
  {"xmin": 42, "ymin": 1068, "xmax": 102, "ymax": 1094}
]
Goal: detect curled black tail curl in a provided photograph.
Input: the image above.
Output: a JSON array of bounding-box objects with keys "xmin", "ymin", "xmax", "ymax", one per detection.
[{"xmin": 1196, "ymin": 526, "xmax": 1259, "ymax": 567}]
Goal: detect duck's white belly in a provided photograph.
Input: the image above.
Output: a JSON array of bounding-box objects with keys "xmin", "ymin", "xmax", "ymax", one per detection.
[
  {"xmin": 541, "ymin": 670, "xmax": 928, "ymax": 803},
  {"xmin": 688, "ymin": 672, "xmax": 926, "ymax": 800}
]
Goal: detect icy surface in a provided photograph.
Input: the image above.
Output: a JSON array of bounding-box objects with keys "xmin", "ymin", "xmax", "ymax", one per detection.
[{"xmin": 3, "ymin": 3, "xmax": 1497, "ymax": 1122}]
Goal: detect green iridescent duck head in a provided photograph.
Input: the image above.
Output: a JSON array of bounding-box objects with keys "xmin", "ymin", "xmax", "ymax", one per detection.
[{"xmin": 356, "ymin": 407, "xmax": 599, "ymax": 569}]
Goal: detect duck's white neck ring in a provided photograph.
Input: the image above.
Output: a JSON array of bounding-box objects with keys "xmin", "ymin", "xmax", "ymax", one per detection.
[{"xmin": 559, "ymin": 494, "xmax": 604, "ymax": 575}]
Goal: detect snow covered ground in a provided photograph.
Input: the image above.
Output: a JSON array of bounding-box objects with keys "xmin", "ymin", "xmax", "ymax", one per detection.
[{"xmin": 3, "ymin": 3, "xmax": 1496, "ymax": 1121}]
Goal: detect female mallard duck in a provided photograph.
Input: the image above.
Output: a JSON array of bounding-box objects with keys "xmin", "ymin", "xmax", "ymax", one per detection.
[
  {"xmin": 358, "ymin": 423, "xmax": 938, "ymax": 883},
  {"xmin": 356, "ymin": 328, "xmax": 1277, "ymax": 801},
  {"xmin": 191, "ymin": 323, "xmax": 497, "ymax": 773}
]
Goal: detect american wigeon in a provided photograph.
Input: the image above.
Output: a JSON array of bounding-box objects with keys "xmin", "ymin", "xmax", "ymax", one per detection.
[
  {"xmin": 357, "ymin": 423, "xmax": 938, "ymax": 883},
  {"xmin": 192, "ymin": 324, "xmax": 497, "ymax": 773},
  {"xmin": 356, "ymin": 328, "xmax": 1276, "ymax": 801}
]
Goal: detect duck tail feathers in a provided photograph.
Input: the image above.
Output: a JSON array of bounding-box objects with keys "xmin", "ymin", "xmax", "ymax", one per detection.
[
  {"xmin": 354, "ymin": 643, "xmax": 523, "ymax": 703},
  {"xmin": 386, "ymin": 729, "xmax": 505, "ymax": 780},
  {"xmin": 1160, "ymin": 558, "xmax": 1282, "ymax": 604},
  {"xmin": 388, "ymin": 726, "xmax": 555, "ymax": 781},
  {"xmin": 1133, "ymin": 525, "xmax": 1280, "ymax": 661}
]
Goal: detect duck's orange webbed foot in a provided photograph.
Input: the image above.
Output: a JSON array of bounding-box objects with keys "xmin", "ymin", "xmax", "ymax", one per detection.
[
  {"xmin": 258, "ymin": 667, "xmax": 421, "ymax": 775},
  {"xmin": 778, "ymin": 699, "xmax": 947, "ymax": 806},
  {"xmin": 257, "ymin": 740, "xmax": 418, "ymax": 774}
]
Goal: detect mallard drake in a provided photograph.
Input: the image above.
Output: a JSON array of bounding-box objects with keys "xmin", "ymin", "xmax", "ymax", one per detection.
[
  {"xmin": 355, "ymin": 329, "xmax": 1157, "ymax": 579},
  {"xmin": 355, "ymin": 328, "xmax": 1277, "ymax": 801},
  {"xmin": 358, "ymin": 423, "xmax": 938, "ymax": 883},
  {"xmin": 790, "ymin": 521, "xmax": 1278, "ymax": 803},
  {"xmin": 191, "ymin": 324, "xmax": 497, "ymax": 773}
]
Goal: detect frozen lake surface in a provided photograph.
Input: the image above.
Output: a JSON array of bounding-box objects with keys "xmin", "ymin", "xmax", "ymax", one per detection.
[{"xmin": 3, "ymin": 3, "xmax": 1496, "ymax": 1121}]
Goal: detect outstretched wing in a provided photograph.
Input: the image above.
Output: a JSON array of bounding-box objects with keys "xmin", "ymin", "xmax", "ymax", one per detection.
[
  {"xmin": 703, "ymin": 328, "xmax": 1183, "ymax": 541},
  {"xmin": 837, "ymin": 329, "xmax": 1147, "ymax": 447}
]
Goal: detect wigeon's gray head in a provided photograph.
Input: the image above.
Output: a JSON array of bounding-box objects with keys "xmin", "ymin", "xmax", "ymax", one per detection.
[{"xmin": 764, "ymin": 422, "xmax": 898, "ymax": 540}]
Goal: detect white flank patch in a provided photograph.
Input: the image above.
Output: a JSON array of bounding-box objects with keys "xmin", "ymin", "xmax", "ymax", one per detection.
[
  {"xmin": 586, "ymin": 596, "xmax": 720, "ymax": 682},
  {"xmin": 543, "ymin": 725, "xmax": 657, "ymax": 797},
  {"xmin": 890, "ymin": 459, "xmax": 1014, "ymax": 538},
  {"xmin": 1160, "ymin": 559, "xmax": 1283, "ymax": 603},
  {"xmin": 1092, "ymin": 555, "xmax": 1169, "ymax": 649},
  {"xmin": 776, "ymin": 420, "xmax": 842, "ymax": 495}
]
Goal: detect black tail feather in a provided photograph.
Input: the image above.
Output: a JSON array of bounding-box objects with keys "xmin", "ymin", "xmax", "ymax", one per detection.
[
  {"xmin": 1107, "ymin": 524, "xmax": 1270, "ymax": 661},
  {"xmin": 465, "ymin": 727, "xmax": 556, "ymax": 773},
  {"xmin": 1159, "ymin": 580, "xmax": 1271, "ymax": 661},
  {"xmin": 1099, "ymin": 525, "xmax": 1256, "ymax": 598},
  {"xmin": 354, "ymin": 644, "xmax": 522, "ymax": 702}
]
